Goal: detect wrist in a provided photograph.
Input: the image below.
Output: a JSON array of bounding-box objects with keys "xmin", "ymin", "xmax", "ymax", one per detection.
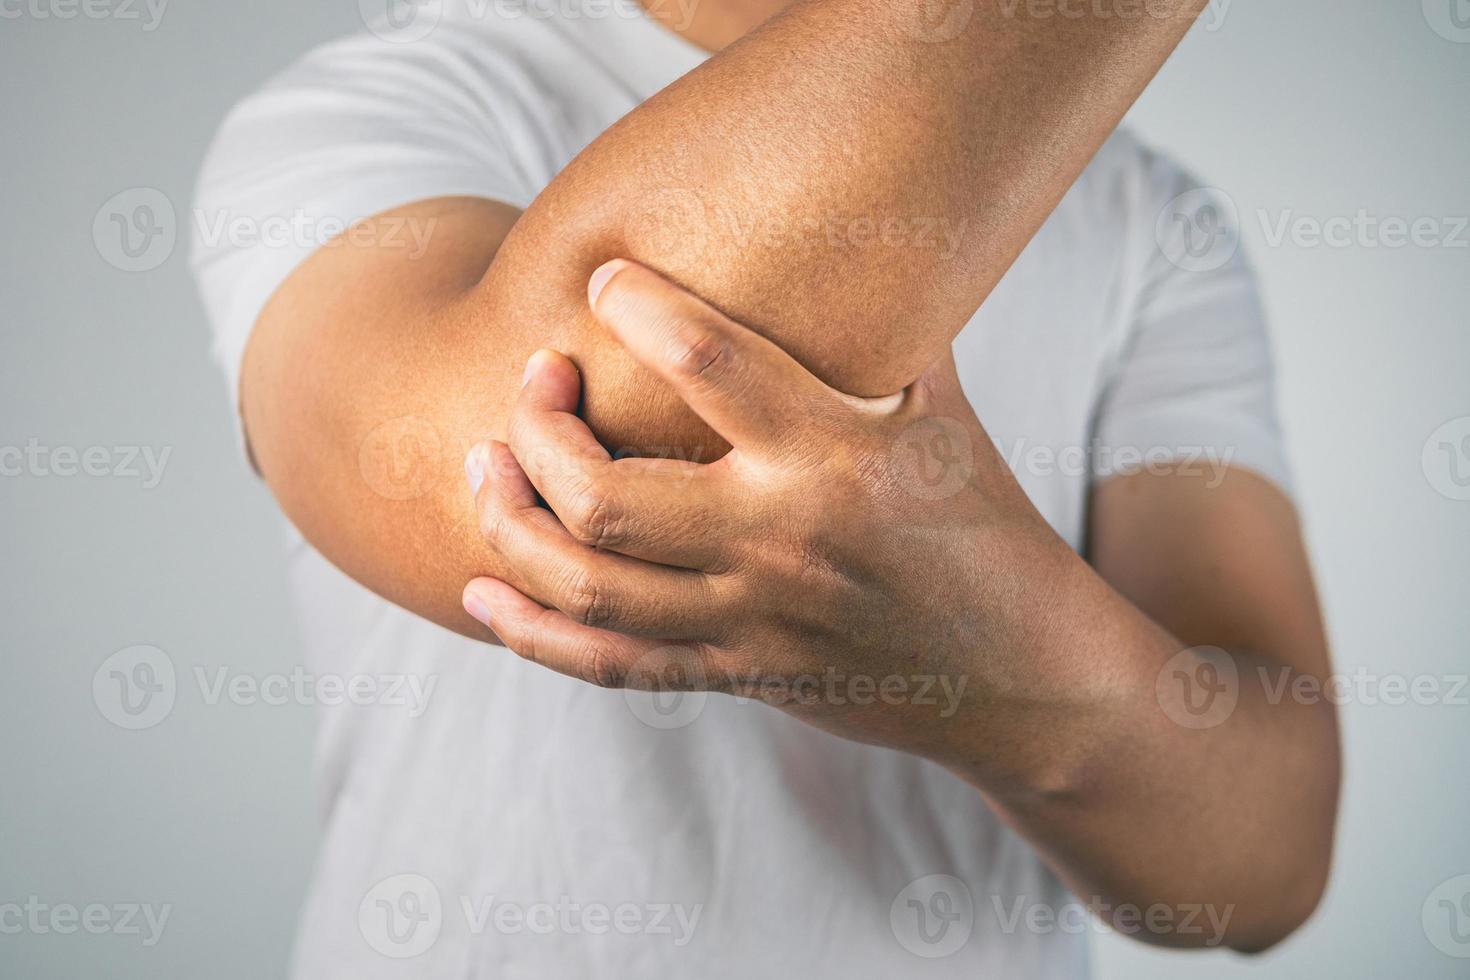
[{"xmin": 940, "ymin": 539, "xmax": 1156, "ymax": 802}]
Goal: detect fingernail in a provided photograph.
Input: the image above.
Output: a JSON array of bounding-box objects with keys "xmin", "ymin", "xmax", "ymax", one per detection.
[
  {"xmin": 587, "ymin": 259, "xmax": 628, "ymax": 308},
  {"xmin": 521, "ymin": 349, "xmax": 547, "ymax": 389},
  {"xmin": 465, "ymin": 445, "xmax": 486, "ymax": 496},
  {"xmin": 463, "ymin": 588, "xmax": 493, "ymax": 628}
]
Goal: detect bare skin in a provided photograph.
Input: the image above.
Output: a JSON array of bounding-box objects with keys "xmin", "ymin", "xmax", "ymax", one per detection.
[
  {"xmin": 243, "ymin": 0, "xmax": 1209, "ymax": 634},
  {"xmin": 466, "ymin": 263, "xmax": 1339, "ymax": 951},
  {"xmin": 237, "ymin": 0, "xmax": 1339, "ymax": 955}
]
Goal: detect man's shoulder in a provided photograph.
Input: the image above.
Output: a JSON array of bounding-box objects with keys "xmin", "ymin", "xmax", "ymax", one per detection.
[{"xmin": 1028, "ymin": 126, "xmax": 1220, "ymax": 293}]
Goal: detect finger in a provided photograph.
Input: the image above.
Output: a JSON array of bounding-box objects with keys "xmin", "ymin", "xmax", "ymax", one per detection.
[
  {"xmin": 510, "ymin": 348, "xmax": 612, "ymax": 481},
  {"xmin": 475, "ymin": 441, "xmax": 733, "ymax": 640},
  {"xmin": 509, "ymin": 357, "xmax": 746, "ymax": 568},
  {"xmin": 462, "ymin": 576, "xmax": 716, "ymax": 692},
  {"xmin": 587, "ymin": 259, "xmax": 843, "ymax": 456}
]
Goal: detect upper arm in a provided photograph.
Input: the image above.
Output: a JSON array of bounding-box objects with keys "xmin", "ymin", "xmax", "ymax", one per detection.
[
  {"xmin": 241, "ymin": 196, "xmax": 519, "ymax": 489},
  {"xmin": 1085, "ymin": 162, "xmax": 1327, "ymax": 674},
  {"xmin": 188, "ymin": 32, "xmax": 554, "ymax": 635}
]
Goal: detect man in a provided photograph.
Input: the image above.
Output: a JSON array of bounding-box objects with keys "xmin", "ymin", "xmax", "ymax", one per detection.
[{"xmin": 192, "ymin": 0, "xmax": 1340, "ymax": 974}]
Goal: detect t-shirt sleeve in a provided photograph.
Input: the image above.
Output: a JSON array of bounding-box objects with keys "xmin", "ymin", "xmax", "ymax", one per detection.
[
  {"xmin": 189, "ymin": 29, "xmax": 547, "ymax": 459},
  {"xmin": 1093, "ymin": 157, "xmax": 1293, "ymax": 497}
]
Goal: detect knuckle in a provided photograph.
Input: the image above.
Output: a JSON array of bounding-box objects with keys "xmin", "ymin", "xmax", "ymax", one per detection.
[
  {"xmin": 514, "ymin": 611, "xmax": 550, "ymax": 669},
  {"xmin": 580, "ymin": 643, "xmax": 628, "ymax": 690},
  {"xmin": 562, "ymin": 566, "xmax": 614, "ymax": 630},
  {"xmin": 477, "ymin": 499, "xmax": 509, "ymax": 546},
  {"xmin": 565, "ymin": 482, "xmax": 621, "ymax": 549},
  {"xmin": 667, "ymin": 325, "xmax": 729, "ymax": 384},
  {"xmin": 504, "ymin": 408, "xmax": 532, "ymax": 452}
]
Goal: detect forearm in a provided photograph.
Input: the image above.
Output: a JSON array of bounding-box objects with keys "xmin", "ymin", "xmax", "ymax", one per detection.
[
  {"xmin": 474, "ymin": 0, "xmax": 1210, "ymax": 457},
  {"xmin": 950, "ymin": 556, "xmax": 1340, "ymax": 951}
]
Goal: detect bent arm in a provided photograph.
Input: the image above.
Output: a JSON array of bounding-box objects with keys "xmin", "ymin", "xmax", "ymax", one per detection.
[
  {"xmin": 969, "ymin": 468, "xmax": 1339, "ymax": 950},
  {"xmin": 243, "ymin": 0, "xmax": 1208, "ymax": 636},
  {"xmin": 478, "ymin": 0, "xmax": 1211, "ymax": 453}
]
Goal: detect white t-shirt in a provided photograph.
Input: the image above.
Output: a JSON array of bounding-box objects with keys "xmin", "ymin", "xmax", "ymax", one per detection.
[{"xmin": 191, "ymin": 2, "xmax": 1290, "ymax": 976}]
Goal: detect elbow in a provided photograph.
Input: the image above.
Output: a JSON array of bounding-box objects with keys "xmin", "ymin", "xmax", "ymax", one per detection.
[
  {"xmin": 1229, "ymin": 738, "xmax": 1340, "ymax": 953},
  {"xmin": 1226, "ymin": 856, "xmax": 1330, "ymax": 954}
]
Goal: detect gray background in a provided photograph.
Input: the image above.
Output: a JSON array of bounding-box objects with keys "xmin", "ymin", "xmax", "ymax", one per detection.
[{"xmin": 1, "ymin": 0, "xmax": 1467, "ymax": 976}]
